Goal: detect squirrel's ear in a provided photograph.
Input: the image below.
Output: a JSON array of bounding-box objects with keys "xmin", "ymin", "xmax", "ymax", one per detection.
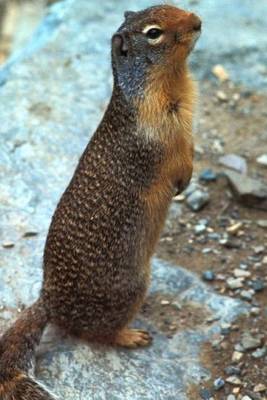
[{"xmin": 124, "ymin": 11, "xmax": 136, "ymax": 20}]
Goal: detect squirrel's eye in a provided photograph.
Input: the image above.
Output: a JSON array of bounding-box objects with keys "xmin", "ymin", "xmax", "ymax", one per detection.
[{"xmin": 146, "ymin": 28, "xmax": 163, "ymax": 40}]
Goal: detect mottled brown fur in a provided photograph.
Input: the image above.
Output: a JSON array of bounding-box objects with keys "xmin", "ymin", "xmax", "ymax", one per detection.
[{"xmin": 0, "ymin": 5, "xmax": 201, "ymax": 399}]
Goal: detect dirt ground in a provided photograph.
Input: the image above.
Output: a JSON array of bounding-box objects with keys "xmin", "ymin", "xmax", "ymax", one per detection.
[{"xmin": 156, "ymin": 78, "xmax": 267, "ymax": 399}]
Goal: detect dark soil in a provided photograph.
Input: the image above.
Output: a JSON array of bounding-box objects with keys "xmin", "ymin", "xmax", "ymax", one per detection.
[{"xmin": 156, "ymin": 78, "xmax": 267, "ymax": 399}]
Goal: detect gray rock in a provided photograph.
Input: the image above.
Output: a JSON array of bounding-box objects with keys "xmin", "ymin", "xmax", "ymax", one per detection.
[
  {"xmin": 226, "ymin": 376, "xmax": 242, "ymax": 385},
  {"xmin": 234, "ymin": 343, "xmax": 245, "ymax": 352},
  {"xmin": 241, "ymin": 333, "xmax": 262, "ymax": 351},
  {"xmin": 257, "ymin": 220, "xmax": 267, "ymax": 229},
  {"xmin": 220, "ymin": 235, "xmax": 241, "ymax": 249},
  {"xmin": 2, "ymin": 241, "xmax": 15, "ymax": 248},
  {"xmin": 195, "ymin": 224, "xmax": 207, "ymax": 235},
  {"xmin": 213, "ymin": 377, "xmax": 225, "ymax": 390},
  {"xmin": 200, "ymin": 388, "xmax": 214, "ymax": 400},
  {"xmin": 223, "ymin": 170, "xmax": 267, "ymax": 210},
  {"xmin": 256, "ymin": 154, "xmax": 267, "ymax": 167},
  {"xmin": 226, "ymin": 278, "xmax": 244, "ymax": 290},
  {"xmin": 253, "ymin": 245, "xmax": 265, "ymax": 254},
  {"xmin": 202, "ymin": 271, "xmax": 216, "ymax": 282},
  {"xmin": 186, "ymin": 189, "xmax": 210, "ymax": 211},
  {"xmin": 199, "ymin": 169, "xmax": 217, "ymax": 182},
  {"xmin": 252, "ymin": 347, "xmax": 267, "ymax": 359},
  {"xmin": 243, "ymin": 392, "xmax": 260, "ymax": 400},
  {"xmin": 224, "ymin": 366, "xmax": 241, "ymax": 376},
  {"xmin": 250, "ymin": 279, "xmax": 265, "ymax": 292},
  {"xmin": 219, "ymin": 154, "xmax": 247, "ymax": 175},
  {"xmin": 240, "ymin": 290, "xmax": 254, "ymax": 301}
]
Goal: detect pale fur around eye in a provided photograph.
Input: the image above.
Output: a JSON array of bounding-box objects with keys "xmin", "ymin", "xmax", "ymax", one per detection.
[{"xmin": 142, "ymin": 24, "xmax": 164, "ymax": 44}]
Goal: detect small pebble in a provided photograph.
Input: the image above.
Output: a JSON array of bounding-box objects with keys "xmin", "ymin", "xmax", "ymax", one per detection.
[
  {"xmin": 233, "ymin": 387, "xmax": 240, "ymax": 395},
  {"xmin": 253, "ymin": 245, "xmax": 265, "ymax": 254},
  {"xmin": 213, "ymin": 377, "xmax": 225, "ymax": 391},
  {"xmin": 226, "ymin": 376, "xmax": 242, "ymax": 385},
  {"xmin": 199, "ymin": 388, "xmax": 213, "ymax": 400},
  {"xmin": 202, "ymin": 270, "xmax": 215, "ymax": 282},
  {"xmin": 220, "ymin": 238, "xmax": 241, "ymax": 249},
  {"xmin": 212, "ymin": 64, "xmax": 229, "ymax": 82},
  {"xmin": 199, "ymin": 168, "xmax": 217, "ymax": 182},
  {"xmin": 234, "ymin": 343, "xmax": 244, "ymax": 352},
  {"xmin": 233, "ymin": 269, "xmax": 251, "ymax": 278},
  {"xmin": 227, "ymin": 222, "xmax": 243, "ymax": 235},
  {"xmin": 240, "ymin": 290, "xmax": 254, "ymax": 301},
  {"xmin": 244, "ymin": 391, "xmax": 261, "ymax": 400},
  {"xmin": 252, "ymin": 347, "xmax": 267, "ymax": 358},
  {"xmin": 250, "ymin": 307, "xmax": 260, "ymax": 316},
  {"xmin": 257, "ymin": 220, "xmax": 267, "ymax": 229},
  {"xmin": 2, "ymin": 241, "xmax": 15, "ymax": 249},
  {"xmin": 250, "ymin": 279, "xmax": 265, "ymax": 292},
  {"xmin": 186, "ymin": 189, "xmax": 210, "ymax": 211},
  {"xmin": 217, "ymin": 90, "xmax": 228, "ymax": 102},
  {"xmin": 173, "ymin": 194, "xmax": 185, "ymax": 202},
  {"xmin": 219, "ymin": 153, "xmax": 247, "ymax": 174},
  {"xmin": 220, "ymin": 322, "xmax": 231, "ymax": 335},
  {"xmin": 160, "ymin": 300, "xmax": 170, "ymax": 306},
  {"xmin": 227, "ymin": 396, "xmax": 236, "ymax": 400},
  {"xmin": 227, "ymin": 278, "xmax": 244, "ymax": 290},
  {"xmin": 207, "ymin": 232, "xmax": 220, "ymax": 241},
  {"xmin": 224, "ymin": 366, "xmax": 241, "ymax": 376},
  {"xmin": 202, "ymin": 248, "xmax": 213, "ymax": 254},
  {"xmin": 23, "ymin": 231, "xmax": 38, "ymax": 238},
  {"xmin": 232, "ymin": 93, "xmax": 240, "ymax": 102},
  {"xmin": 253, "ymin": 383, "xmax": 267, "ymax": 393},
  {"xmin": 256, "ymin": 154, "xmax": 267, "ymax": 167},
  {"xmin": 195, "ymin": 224, "xmax": 206, "ymax": 235},
  {"xmin": 254, "ymin": 384, "xmax": 266, "ymax": 392},
  {"xmin": 241, "ymin": 333, "xmax": 262, "ymax": 350},
  {"xmin": 232, "ymin": 351, "xmax": 243, "ymax": 362}
]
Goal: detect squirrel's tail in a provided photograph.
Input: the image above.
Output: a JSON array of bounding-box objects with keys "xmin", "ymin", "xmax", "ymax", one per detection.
[{"xmin": 0, "ymin": 298, "xmax": 56, "ymax": 399}]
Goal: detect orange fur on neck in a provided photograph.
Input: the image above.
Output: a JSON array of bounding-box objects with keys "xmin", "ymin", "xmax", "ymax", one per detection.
[
  {"xmin": 138, "ymin": 63, "xmax": 196, "ymax": 258},
  {"xmin": 139, "ymin": 62, "xmax": 196, "ymax": 190}
]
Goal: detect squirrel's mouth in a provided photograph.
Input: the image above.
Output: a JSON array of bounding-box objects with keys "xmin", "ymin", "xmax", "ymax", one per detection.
[
  {"xmin": 176, "ymin": 14, "xmax": 202, "ymax": 49},
  {"xmin": 176, "ymin": 29, "xmax": 201, "ymax": 49}
]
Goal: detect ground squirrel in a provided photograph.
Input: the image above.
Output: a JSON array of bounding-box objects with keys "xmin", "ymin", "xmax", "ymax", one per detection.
[{"xmin": 0, "ymin": 5, "xmax": 201, "ymax": 399}]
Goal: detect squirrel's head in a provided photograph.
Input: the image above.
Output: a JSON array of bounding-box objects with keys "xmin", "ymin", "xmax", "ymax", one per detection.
[{"xmin": 111, "ymin": 5, "xmax": 201, "ymax": 99}]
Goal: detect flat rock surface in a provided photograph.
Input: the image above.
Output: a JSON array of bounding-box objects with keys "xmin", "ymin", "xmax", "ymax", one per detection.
[
  {"xmin": 34, "ymin": 259, "xmax": 245, "ymax": 400},
  {"xmin": 0, "ymin": 0, "xmax": 262, "ymax": 398}
]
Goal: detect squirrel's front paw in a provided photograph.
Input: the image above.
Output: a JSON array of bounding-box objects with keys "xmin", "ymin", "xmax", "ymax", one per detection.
[{"xmin": 113, "ymin": 328, "xmax": 152, "ymax": 348}]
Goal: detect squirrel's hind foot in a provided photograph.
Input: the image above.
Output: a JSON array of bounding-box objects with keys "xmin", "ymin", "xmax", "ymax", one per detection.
[{"xmin": 113, "ymin": 328, "xmax": 152, "ymax": 348}]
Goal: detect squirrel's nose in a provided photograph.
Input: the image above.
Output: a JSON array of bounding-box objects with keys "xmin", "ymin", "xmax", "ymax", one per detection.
[
  {"xmin": 190, "ymin": 14, "xmax": 202, "ymax": 31},
  {"xmin": 112, "ymin": 33, "xmax": 129, "ymax": 57}
]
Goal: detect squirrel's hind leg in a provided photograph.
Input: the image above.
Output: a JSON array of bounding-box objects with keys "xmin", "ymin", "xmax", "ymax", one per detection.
[{"xmin": 112, "ymin": 328, "xmax": 152, "ymax": 348}]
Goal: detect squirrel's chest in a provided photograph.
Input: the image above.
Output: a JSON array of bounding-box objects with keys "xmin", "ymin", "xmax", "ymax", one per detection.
[
  {"xmin": 140, "ymin": 107, "xmax": 193, "ymax": 217},
  {"xmin": 145, "ymin": 107, "xmax": 193, "ymax": 182}
]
